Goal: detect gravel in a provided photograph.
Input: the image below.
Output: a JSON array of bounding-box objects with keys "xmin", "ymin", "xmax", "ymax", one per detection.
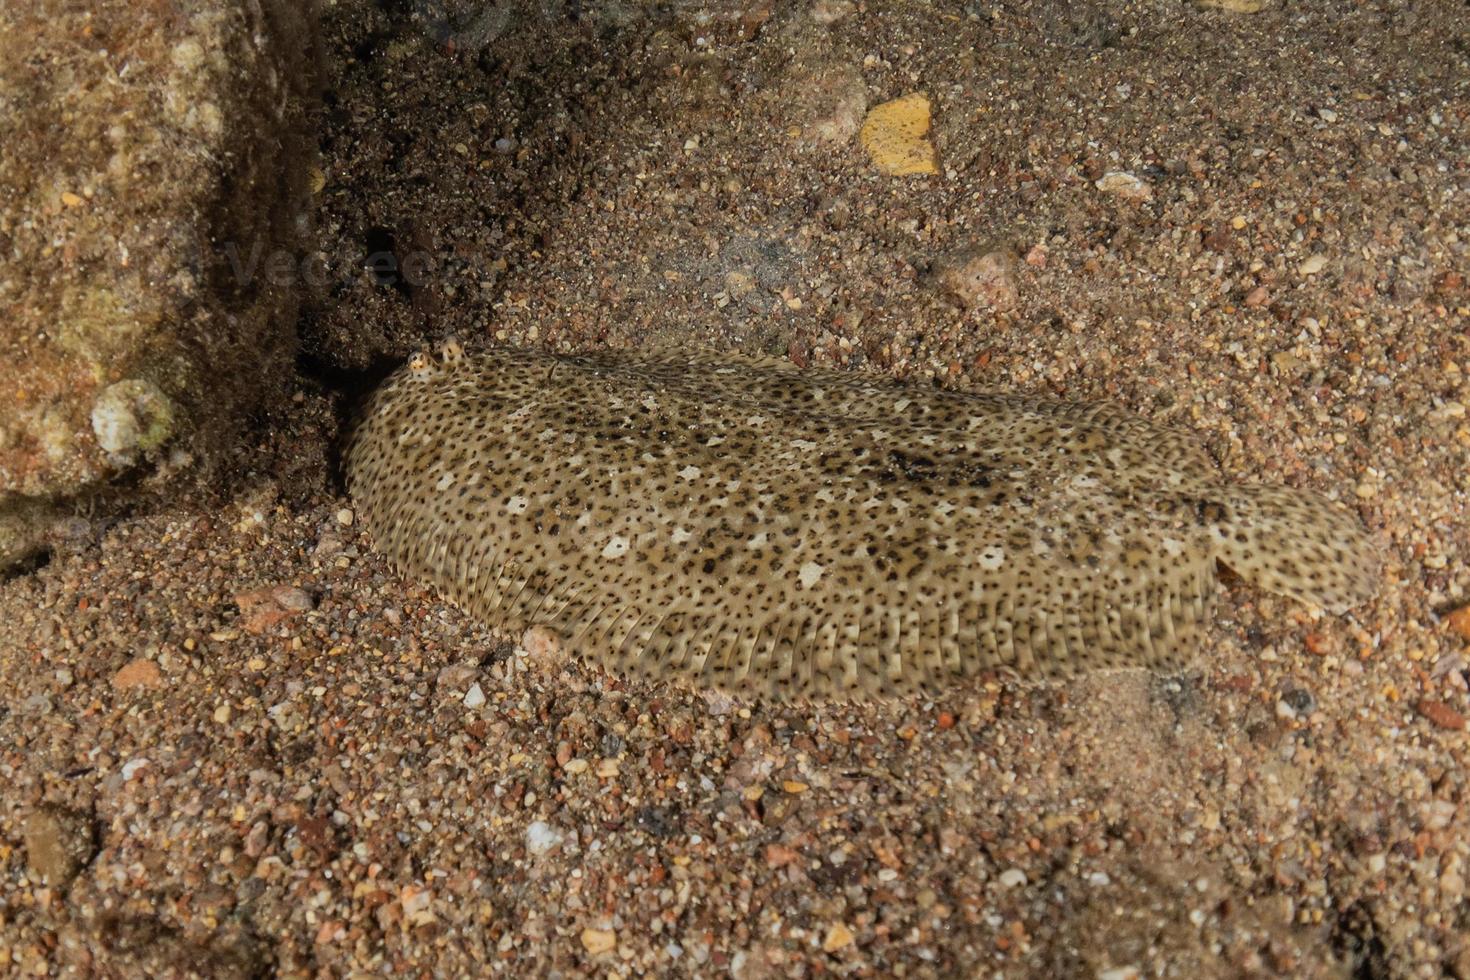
[{"xmin": 2, "ymin": 0, "xmax": 1468, "ymax": 975}]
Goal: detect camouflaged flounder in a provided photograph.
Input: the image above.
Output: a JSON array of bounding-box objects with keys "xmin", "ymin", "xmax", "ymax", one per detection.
[{"xmin": 346, "ymin": 344, "xmax": 1380, "ymax": 700}]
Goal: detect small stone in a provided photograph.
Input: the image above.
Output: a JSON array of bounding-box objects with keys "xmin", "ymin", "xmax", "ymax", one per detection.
[
  {"xmin": 521, "ymin": 624, "xmax": 565, "ymax": 664},
  {"xmin": 463, "ymin": 683, "xmax": 486, "ymax": 709},
  {"xmin": 336, "ymin": 507, "xmax": 355, "ymax": 527},
  {"xmin": 581, "ymin": 928, "xmax": 617, "ymax": 955},
  {"xmin": 1303, "ymin": 632, "xmax": 1333, "ymax": 656},
  {"xmin": 597, "ymin": 758, "xmax": 621, "ymax": 778},
  {"xmin": 112, "ymin": 658, "xmax": 163, "ymax": 691},
  {"xmin": 1024, "ymin": 243, "xmax": 1048, "ymax": 268},
  {"xmin": 786, "ymin": 63, "xmax": 867, "ymax": 145},
  {"xmin": 998, "ymin": 868, "xmax": 1027, "ymax": 888},
  {"xmin": 1198, "ymin": 0, "xmax": 1270, "ymax": 10},
  {"xmin": 936, "ymin": 249, "xmax": 1019, "ymax": 312},
  {"xmin": 822, "ymin": 922, "xmax": 855, "ymax": 953},
  {"xmin": 1095, "ymin": 171, "xmax": 1153, "ymax": 203},
  {"xmin": 1244, "ymin": 285, "xmax": 1270, "ymax": 307},
  {"xmin": 1415, "ymin": 699, "xmax": 1466, "ymax": 731},
  {"xmin": 526, "ymin": 821, "xmax": 563, "ymax": 855},
  {"xmin": 24, "ymin": 806, "xmax": 94, "ymax": 888},
  {"xmin": 235, "ymin": 585, "xmax": 314, "ymax": 635},
  {"xmin": 860, "ymin": 93, "xmax": 939, "ymax": 176},
  {"xmin": 1299, "ymin": 254, "xmax": 1329, "ymax": 276},
  {"xmin": 782, "ymin": 780, "xmax": 809, "ymax": 794},
  {"xmin": 810, "ymin": 0, "xmax": 853, "ymax": 24},
  {"xmin": 1445, "ymin": 605, "xmax": 1470, "ymax": 641},
  {"xmin": 436, "ymin": 661, "xmax": 478, "ymax": 694},
  {"xmin": 563, "ymin": 758, "xmax": 589, "ymax": 775}
]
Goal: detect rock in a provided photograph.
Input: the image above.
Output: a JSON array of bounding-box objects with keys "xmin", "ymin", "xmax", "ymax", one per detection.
[
  {"xmin": 581, "ymin": 928, "xmax": 617, "ymax": 955},
  {"xmin": 1299, "ymin": 254, "xmax": 1329, "ymax": 276},
  {"xmin": 24, "ymin": 805, "xmax": 95, "ymax": 888},
  {"xmin": 936, "ymin": 249, "xmax": 1019, "ymax": 312},
  {"xmin": 112, "ymin": 658, "xmax": 164, "ymax": 691},
  {"xmin": 1198, "ymin": 0, "xmax": 1272, "ymax": 10},
  {"xmin": 235, "ymin": 585, "xmax": 314, "ymax": 635},
  {"xmin": 462, "ymin": 683, "xmax": 486, "ymax": 709},
  {"xmin": 436, "ymin": 661, "xmax": 479, "ymax": 695},
  {"xmin": 822, "ymin": 923, "xmax": 855, "ymax": 952},
  {"xmin": 784, "ymin": 63, "xmax": 867, "ymax": 145},
  {"xmin": 521, "ymin": 624, "xmax": 566, "ymax": 664},
  {"xmin": 0, "ymin": 0, "xmax": 318, "ymax": 570},
  {"xmin": 1244, "ymin": 285, "xmax": 1270, "ymax": 307},
  {"xmin": 999, "ymin": 867, "xmax": 1028, "ymax": 887},
  {"xmin": 526, "ymin": 821, "xmax": 563, "ymax": 855},
  {"xmin": 860, "ymin": 93, "xmax": 939, "ymax": 176},
  {"xmin": 1095, "ymin": 171, "xmax": 1153, "ymax": 203},
  {"xmin": 810, "ymin": 0, "xmax": 854, "ymax": 25},
  {"xmin": 1415, "ymin": 699, "xmax": 1466, "ymax": 732},
  {"xmin": 1443, "ymin": 605, "xmax": 1470, "ymax": 640}
]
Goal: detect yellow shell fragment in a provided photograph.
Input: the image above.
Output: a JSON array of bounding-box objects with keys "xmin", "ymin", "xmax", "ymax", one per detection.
[{"xmin": 860, "ymin": 92, "xmax": 939, "ymax": 176}]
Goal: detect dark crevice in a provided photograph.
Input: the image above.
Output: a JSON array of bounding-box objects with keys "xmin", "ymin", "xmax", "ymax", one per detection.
[{"xmin": 295, "ymin": 347, "xmax": 405, "ymax": 494}]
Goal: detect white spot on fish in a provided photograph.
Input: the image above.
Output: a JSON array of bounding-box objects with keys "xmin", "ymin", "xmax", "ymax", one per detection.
[
  {"xmin": 747, "ymin": 532, "xmax": 769, "ymax": 549},
  {"xmin": 505, "ymin": 495, "xmax": 529, "ymax": 514},
  {"xmin": 435, "ymin": 472, "xmax": 456, "ymax": 491},
  {"xmin": 601, "ymin": 536, "xmax": 630, "ymax": 559},
  {"xmin": 894, "ymin": 398, "xmax": 911, "ymax": 412},
  {"xmin": 678, "ymin": 465, "xmax": 702, "ymax": 481},
  {"xmin": 1161, "ymin": 537, "xmax": 1184, "ymax": 557},
  {"xmin": 979, "ymin": 546, "xmax": 1006, "ymax": 570},
  {"xmin": 672, "ymin": 527, "xmax": 692, "ymax": 544},
  {"xmin": 798, "ymin": 561, "xmax": 825, "ymax": 588}
]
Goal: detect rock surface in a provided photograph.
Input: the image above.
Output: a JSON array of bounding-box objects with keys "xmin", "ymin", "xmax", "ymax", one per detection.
[{"xmin": 0, "ymin": 0, "xmax": 318, "ymax": 568}]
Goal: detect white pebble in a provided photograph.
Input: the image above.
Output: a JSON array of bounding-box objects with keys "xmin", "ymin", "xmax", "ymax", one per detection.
[
  {"xmin": 463, "ymin": 683, "xmax": 486, "ymax": 709},
  {"xmin": 336, "ymin": 508, "xmax": 355, "ymax": 527},
  {"xmin": 999, "ymin": 868, "xmax": 1027, "ymax": 888},
  {"xmin": 526, "ymin": 821, "xmax": 563, "ymax": 855}
]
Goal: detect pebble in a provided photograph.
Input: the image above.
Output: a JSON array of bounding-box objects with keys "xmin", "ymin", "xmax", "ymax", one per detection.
[
  {"xmin": 526, "ymin": 821, "xmax": 563, "ymax": 855},
  {"xmin": 822, "ymin": 922, "xmax": 855, "ymax": 952},
  {"xmin": 999, "ymin": 868, "xmax": 1027, "ymax": 888},
  {"xmin": 581, "ymin": 928, "xmax": 617, "ymax": 955},
  {"xmin": 1095, "ymin": 171, "xmax": 1153, "ymax": 203},
  {"xmin": 23, "ymin": 806, "xmax": 94, "ymax": 888},
  {"xmin": 788, "ymin": 63, "xmax": 867, "ymax": 145},
  {"xmin": 1299, "ymin": 254, "xmax": 1329, "ymax": 276},
  {"xmin": 810, "ymin": 0, "xmax": 853, "ymax": 25},
  {"xmin": 235, "ymin": 585, "xmax": 314, "ymax": 635},
  {"xmin": 112, "ymin": 658, "xmax": 163, "ymax": 691},
  {"xmin": 860, "ymin": 93, "xmax": 939, "ymax": 176},
  {"xmin": 936, "ymin": 248, "xmax": 1019, "ymax": 312},
  {"xmin": 463, "ymin": 683, "xmax": 486, "ymax": 709},
  {"xmin": 1415, "ymin": 699, "xmax": 1466, "ymax": 731},
  {"xmin": 336, "ymin": 507, "xmax": 355, "ymax": 526},
  {"xmin": 1445, "ymin": 605, "xmax": 1470, "ymax": 641}
]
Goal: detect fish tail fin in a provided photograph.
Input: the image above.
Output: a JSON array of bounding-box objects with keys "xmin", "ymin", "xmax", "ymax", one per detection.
[{"xmin": 1207, "ymin": 483, "xmax": 1380, "ymax": 614}]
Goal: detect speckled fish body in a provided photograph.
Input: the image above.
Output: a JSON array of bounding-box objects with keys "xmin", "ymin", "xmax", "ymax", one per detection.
[{"xmin": 346, "ymin": 346, "xmax": 1379, "ymax": 699}]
